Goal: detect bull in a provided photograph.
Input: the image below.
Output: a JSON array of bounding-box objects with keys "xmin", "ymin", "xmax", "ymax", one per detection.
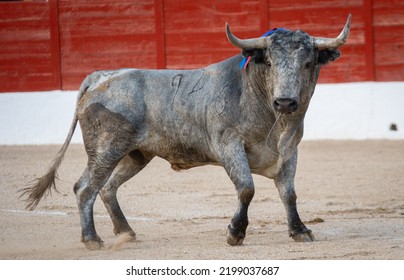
[{"xmin": 22, "ymin": 15, "xmax": 351, "ymax": 250}]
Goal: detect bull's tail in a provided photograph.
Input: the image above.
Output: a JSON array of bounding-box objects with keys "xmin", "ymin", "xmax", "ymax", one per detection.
[{"xmin": 20, "ymin": 81, "xmax": 89, "ymax": 210}]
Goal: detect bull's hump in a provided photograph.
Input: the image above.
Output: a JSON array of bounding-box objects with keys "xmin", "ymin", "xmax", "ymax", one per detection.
[{"xmin": 87, "ymin": 69, "xmax": 135, "ymax": 92}]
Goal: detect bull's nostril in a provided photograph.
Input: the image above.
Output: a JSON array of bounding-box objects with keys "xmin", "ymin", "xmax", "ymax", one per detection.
[
  {"xmin": 289, "ymin": 100, "xmax": 298, "ymax": 111},
  {"xmin": 274, "ymin": 98, "xmax": 298, "ymax": 113}
]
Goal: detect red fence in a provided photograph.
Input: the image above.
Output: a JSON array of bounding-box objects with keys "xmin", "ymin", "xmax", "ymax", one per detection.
[
  {"xmin": 1, "ymin": 0, "xmax": 403, "ymax": 92},
  {"xmin": 0, "ymin": 1, "xmax": 61, "ymax": 91}
]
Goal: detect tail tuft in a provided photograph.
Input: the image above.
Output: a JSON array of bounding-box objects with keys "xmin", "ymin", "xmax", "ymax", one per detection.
[{"xmin": 19, "ymin": 168, "xmax": 59, "ymax": 210}]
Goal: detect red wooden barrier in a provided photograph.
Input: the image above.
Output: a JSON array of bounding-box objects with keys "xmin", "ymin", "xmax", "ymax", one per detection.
[
  {"xmin": 58, "ymin": 0, "xmax": 162, "ymax": 89},
  {"xmin": 0, "ymin": 0, "xmax": 403, "ymax": 92},
  {"xmin": 0, "ymin": 1, "xmax": 61, "ymax": 92},
  {"xmin": 373, "ymin": 0, "xmax": 404, "ymax": 81}
]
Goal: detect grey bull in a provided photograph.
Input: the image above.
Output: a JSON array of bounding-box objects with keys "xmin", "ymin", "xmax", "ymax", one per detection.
[{"xmin": 22, "ymin": 15, "xmax": 351, "ymax": 250}]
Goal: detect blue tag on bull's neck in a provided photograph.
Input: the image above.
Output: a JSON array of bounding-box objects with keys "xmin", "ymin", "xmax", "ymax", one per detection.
[{"xmin": 239, "ymin": 28, "xmax": 288, "ymax": 70}]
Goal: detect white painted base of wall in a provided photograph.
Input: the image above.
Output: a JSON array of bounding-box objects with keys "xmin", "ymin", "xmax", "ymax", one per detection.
[
  {"xmin": 1, "ymin": 82, "xmax": 403, "ymax": 145},
  {"xmin": 305, "ymin": 82, "xmax": 404, "ymax": 140},
  {"xmin": 0, "ymin": 90, "xmax": 83, "ymax": 145}
]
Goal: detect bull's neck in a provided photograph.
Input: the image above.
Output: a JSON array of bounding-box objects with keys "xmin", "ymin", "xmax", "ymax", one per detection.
[
  {"xmin": 240, "ymin": 64, "xmax": 275, "ymax": 124},
  {"xmin": 239, "ymin": 64, "xmax": 305, "ymax": 163}
]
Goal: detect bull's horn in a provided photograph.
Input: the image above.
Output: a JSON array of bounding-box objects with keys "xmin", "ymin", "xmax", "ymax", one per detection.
[
  {"xmin": 312, "ymin": 14, "xmax": 352, "ymax": 50},
  {"xmin": 225, "ymin": 23, "xmax": 267, "ymax": 50}
]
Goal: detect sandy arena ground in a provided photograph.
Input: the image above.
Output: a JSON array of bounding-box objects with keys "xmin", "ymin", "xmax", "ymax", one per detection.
[{"xmin": 0, "ymin": 141, "xmax": 403, "ymax": 259}]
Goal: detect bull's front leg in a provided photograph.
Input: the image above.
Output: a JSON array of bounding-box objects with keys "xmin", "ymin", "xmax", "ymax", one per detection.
[
  {"xmin": 219, "ymin": 142, "xmax": 255, "ymax": 246},
  {"xmin": 274, "ymin": 151, "xmax": 315, "ymax": 242}
]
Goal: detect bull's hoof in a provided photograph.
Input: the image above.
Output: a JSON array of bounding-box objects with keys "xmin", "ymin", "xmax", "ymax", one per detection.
[
  {"xmin": 113, "ymin": 228, "xmax": 136, "ymax": 239},
  {"xmin": 226, "ymin": 225, "xmax": 245, "ymax": 246},
  {"xmin": 125, "ymin": 230, "xmax": 136, "ymax": 240},
  {"xmin": 291, "ymin": 231, "xmax": 315, "ymax": 242},
  {"xmin": 84, "ymin": 239, "xmax": 104, "ymax": 250},
  {"xmin": 81, "ymin": 235, "xmax": 104, "ymax": 250},
  {"xmin": 110, "ymin": 232, "xmax": 136, "ymax": 250}
]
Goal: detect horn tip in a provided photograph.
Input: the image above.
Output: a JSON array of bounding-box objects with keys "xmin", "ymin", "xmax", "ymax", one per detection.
[
  {"xmin": 344, "ymin": 13, "xmax": 352, "ymax": 37},
  {"xmin": 346, "ymin": 14, "xmax": 352, "ymax": 27},
  {"xmin": 225, "ymin": 22, "xmax": 230, "ymax": 32}
]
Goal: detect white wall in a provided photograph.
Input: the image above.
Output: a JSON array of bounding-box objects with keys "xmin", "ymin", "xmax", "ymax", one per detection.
[
  {"xmin": 0, "ymin": 90, "xmax": 83, "ymax": 145},
  {"xmin": 305, "ymin": 82, "xmax": 404, "ymax": 140},
  {"xmin": 1, "ymin": 82, "xmax": 403, "ymax": 145}
]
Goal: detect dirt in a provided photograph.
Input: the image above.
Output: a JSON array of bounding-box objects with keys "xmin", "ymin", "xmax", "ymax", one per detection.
[{"xmin": 0, "ymin": 141, "xmax": 403, "ymax": 259}]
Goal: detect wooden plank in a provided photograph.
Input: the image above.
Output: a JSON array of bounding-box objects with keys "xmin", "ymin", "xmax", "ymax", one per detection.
[
  {"xmin": 0, "ymin": 1, "xmax": 60, "ymax": 92},
  {"xmin": 364, "ymin": 0, "xmax": 375, "ymax": 81},
  {"xmin": 154, "ymin": 0, "xmax": 167, "ymax": 69},
  {"xmin": 58, "ymin": 0, "xmax": 158, "ymax": 89},
  {"xmin": 49, "ymin": 0, "xmax": 62, "ymax": 90},
  {"xmin": 268, "ymin": 0, "xmax": 367, "ymax": 83},
  {"xmin": 373, "ymin": 0, "xmax": 404, "ymax": 81},
  {"xmin": 260, "ymin": 0, "xmax": 269, "ymax": 33},
  {"xmin": 164, "ymin": 0, "xmax": 261, "ymax": 69}
]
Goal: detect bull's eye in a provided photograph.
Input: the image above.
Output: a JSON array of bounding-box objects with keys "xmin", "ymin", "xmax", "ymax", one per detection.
[{"xmin": 305, "ymin": 61, "xmax": 312, "ymax": 69}]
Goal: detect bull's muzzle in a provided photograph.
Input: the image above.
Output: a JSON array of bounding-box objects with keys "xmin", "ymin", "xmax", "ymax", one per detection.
[{"xmin": 273, "ymin": 98, "xmax": 298, "ymax": 114}]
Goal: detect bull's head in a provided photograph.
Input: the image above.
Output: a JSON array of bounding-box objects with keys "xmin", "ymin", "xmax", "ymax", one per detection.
[{"xmin": 226, "ymin": 15, "xmax": 351, "ymax": 114}]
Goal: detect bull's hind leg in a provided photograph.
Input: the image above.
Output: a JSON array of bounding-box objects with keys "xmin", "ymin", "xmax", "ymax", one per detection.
[
  {"xmin": 99, "ymin": 150, "xmax": 153, "ymax": 240},
  {"xmin": 74, "ymin": 155, "xmax": 122, "ymax": 250},
  {"xmin": 75, "ymin": 103, "xmax": 140, "ymax": 250}
]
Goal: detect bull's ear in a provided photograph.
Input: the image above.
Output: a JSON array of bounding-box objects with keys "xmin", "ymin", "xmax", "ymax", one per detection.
[
  {"xmin": 242, "ymin": 49, "xmax": 265, "ymax": 64},
  {"xmin": 318, "ymin": 49, "xmax": 341, "ymax": 65}
]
